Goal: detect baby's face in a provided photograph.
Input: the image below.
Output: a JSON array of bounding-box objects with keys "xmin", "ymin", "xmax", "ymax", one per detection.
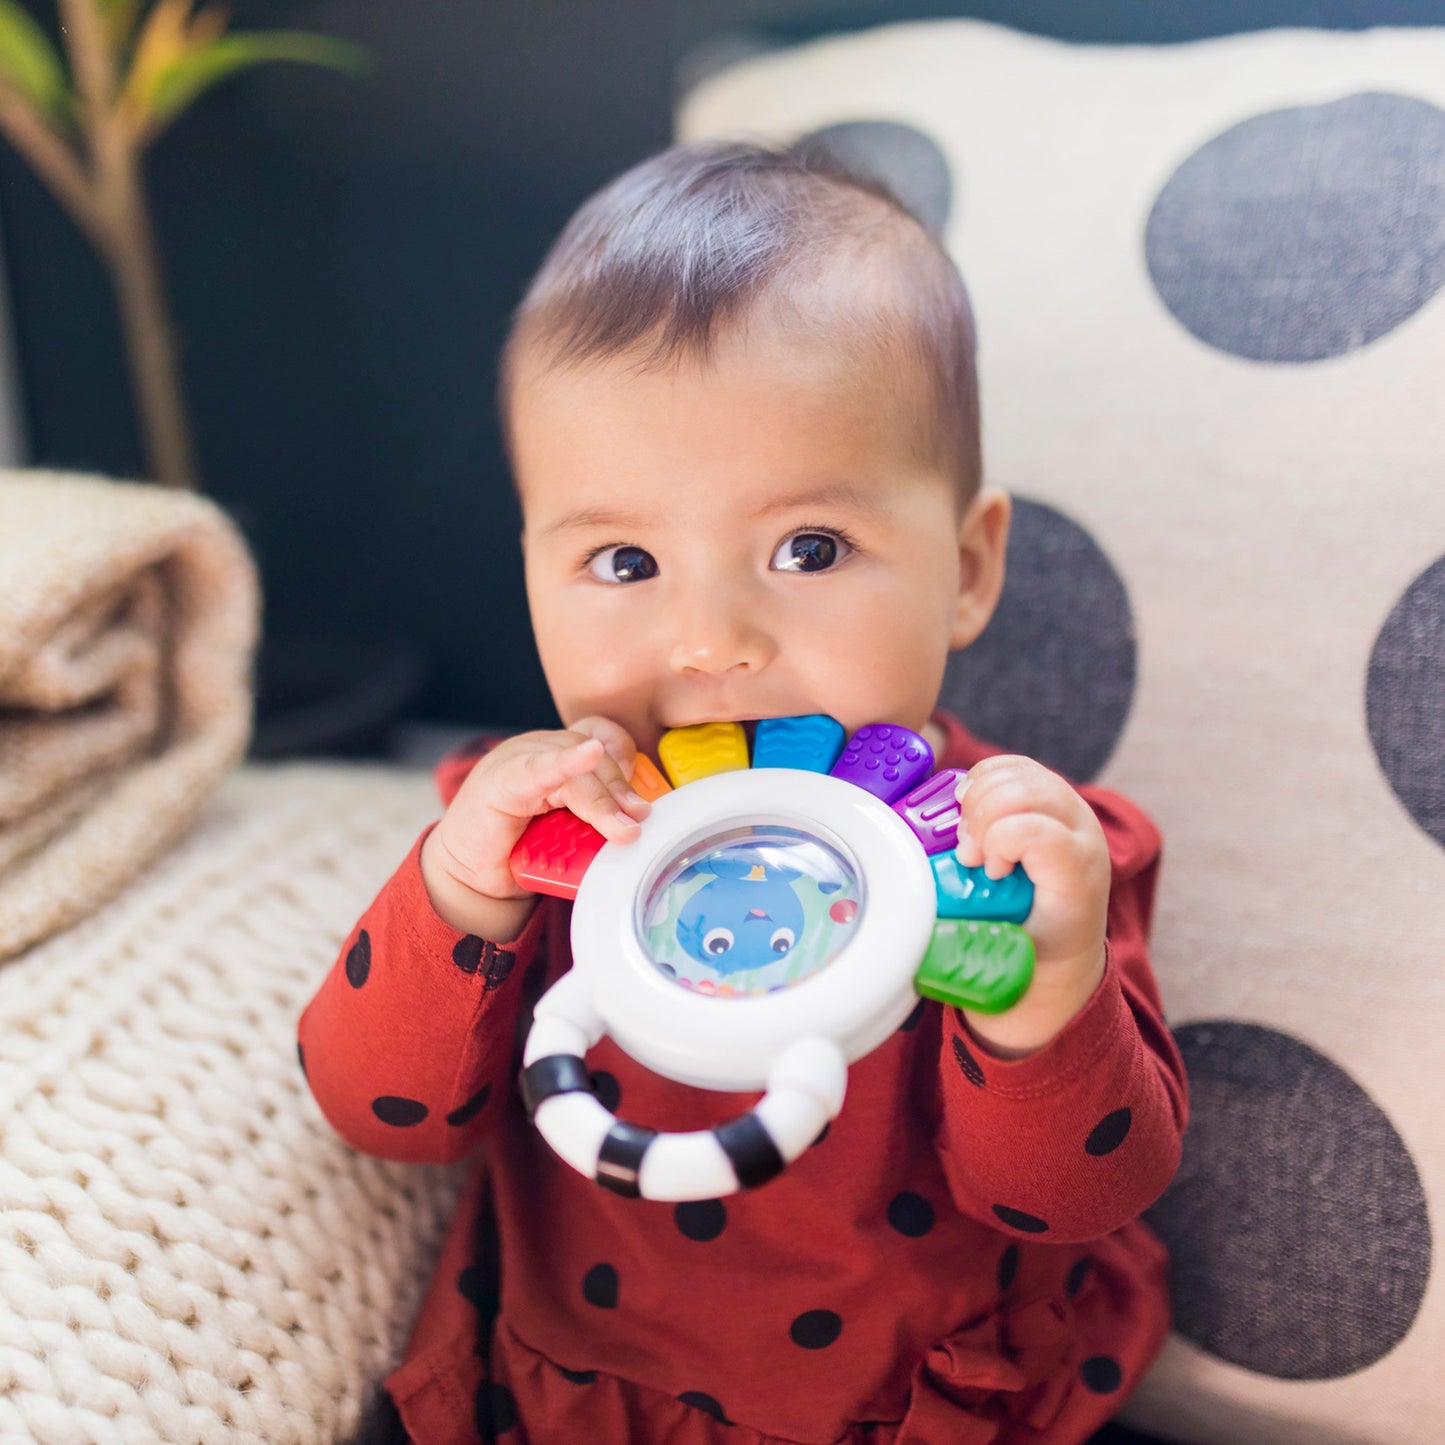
[{"xmin": 512, "ymin": 325, "xmax": 1007, "ymax": 761}]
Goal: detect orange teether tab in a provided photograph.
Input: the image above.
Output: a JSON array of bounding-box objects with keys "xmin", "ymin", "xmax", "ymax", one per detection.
[{"xmin": 628, "ymin": 754, "xmax": 672, "ymax": 802}]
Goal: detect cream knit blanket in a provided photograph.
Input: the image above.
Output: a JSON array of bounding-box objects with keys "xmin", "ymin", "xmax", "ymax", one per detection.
[
  {"xmin": 0, "ymin": 761, "xmax": 463, "ymax": 1443},
  {"xmin": 0, "ymin": 471, "xmax": 258, "ymax": 963}
]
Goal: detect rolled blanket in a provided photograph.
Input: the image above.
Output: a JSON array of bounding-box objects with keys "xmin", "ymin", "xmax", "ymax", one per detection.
[{"xmin": 0, "ymin": 470, "xmax": 259, "ymax": 962}]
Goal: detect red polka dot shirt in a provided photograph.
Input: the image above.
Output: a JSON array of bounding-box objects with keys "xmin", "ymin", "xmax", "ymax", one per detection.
[{"xmin": 299, "ymin": 713, "xmax": 1188, "ymax": 1445}]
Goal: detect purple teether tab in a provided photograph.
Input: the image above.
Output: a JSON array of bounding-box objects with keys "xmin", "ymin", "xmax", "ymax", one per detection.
[
  {"xmin": 893, "ymin": 767, "xmax": 964, "ymax": 854},
  {"xmin": 829, "ymin": 723, "xmax": 934, "ymax": 804}
]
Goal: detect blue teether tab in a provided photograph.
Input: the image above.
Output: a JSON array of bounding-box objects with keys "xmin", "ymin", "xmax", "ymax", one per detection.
[
  {"xmin": 930, "ymin": 853, "xmax": 1034, "ymax": 924},
  {"xmin": 752, "ymin": 714, "xmax": 847, "ymax": 774}
]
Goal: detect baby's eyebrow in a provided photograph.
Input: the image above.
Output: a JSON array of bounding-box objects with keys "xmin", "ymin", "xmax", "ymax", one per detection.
[
  {"xmin": 536, "ymin": 481, "xmax": 889, "ymax": 542},
  {"xmin": 751, "ymin": 480, "xmax": 890, "ymax": 520}
]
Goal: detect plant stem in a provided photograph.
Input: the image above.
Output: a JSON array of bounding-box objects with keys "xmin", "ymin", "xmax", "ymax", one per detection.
[{"xmin": 56, "ymin": 0, "xmax": 198, "ymax": 487}]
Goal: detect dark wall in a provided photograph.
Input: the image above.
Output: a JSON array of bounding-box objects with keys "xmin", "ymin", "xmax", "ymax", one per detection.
[{"xmin": 3, "ymin": 0, "xmax": 1439, "ymax": 741}]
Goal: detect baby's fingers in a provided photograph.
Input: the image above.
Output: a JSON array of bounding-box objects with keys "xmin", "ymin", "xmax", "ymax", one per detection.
[{"xmin": 556, "ymin": 763, "xmax": 648, "ymax": 843}]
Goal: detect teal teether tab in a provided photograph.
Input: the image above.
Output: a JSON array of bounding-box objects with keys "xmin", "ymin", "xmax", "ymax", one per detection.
[
  {"xmin": 752, "ymin": 714, "xmax": 847, "ymax": 773},
  {"xmin": 930, "ymin": 854, "xmax": 1034, "ymax": 923},
  {"xmin": 915, "ymin": 920, "xmax": 1035, "ymax": 1014}
]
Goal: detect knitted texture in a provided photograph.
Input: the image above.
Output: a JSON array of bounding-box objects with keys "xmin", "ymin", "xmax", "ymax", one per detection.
[
  {"xmin": 0, "ymin": 763, "xmax": 465, "ymax": 1444},
  {"xmin": 0, "ymin": 470, "xmax": 259, "ymax": 963}
]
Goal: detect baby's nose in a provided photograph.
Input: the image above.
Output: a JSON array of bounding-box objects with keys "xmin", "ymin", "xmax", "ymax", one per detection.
[{"xmin": 667, "ymin": 579, "xmax": 776, "ymax": 675}]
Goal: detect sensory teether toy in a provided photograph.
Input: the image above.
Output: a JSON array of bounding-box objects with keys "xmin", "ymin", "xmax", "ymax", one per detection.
[{"xmin": 513, "ymin": 717, "xmax": 1035, "ymax": 1201}]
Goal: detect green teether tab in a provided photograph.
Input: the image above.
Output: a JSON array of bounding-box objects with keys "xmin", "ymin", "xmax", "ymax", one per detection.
[{"xmin": 914, "ymin": 919, "xmax": 1035, "ymax": 1014}]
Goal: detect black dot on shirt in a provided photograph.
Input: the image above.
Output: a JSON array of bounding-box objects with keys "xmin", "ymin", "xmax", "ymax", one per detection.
[
  {"xmin": 1079, "ymin": 1356, "xmax": 1123, "ymax": 1394},
  {"xmin": 790, "ymin": 1309, "xmax": 843, "ymax": 1349},
  {"xmin": 992, "ymin": 1204, "xmax": 1049, "ymax": 1234},
  {"xmin": 997, "ymin": 1244, "xmax": 1020, "ymax": 1292},
  {"xmin": 678, "ymin": 1391, "xmax": 731, "ymax": 1424},
  {"xmin": 484, "ymin": 946, "xmax": 517, "ymax": 992},
  {"xmin": 951, "ymin": 1033, "xmax": 985, "ymax": 1087},
  {"xmin": 371, "ymin": 1095, "xmax": 428, "ymax": 1127},
  {"xmin": 1066, "ymin": 1256, "xmax": 1093, "ymax": 1299},
  {"xmin": 475, "ymin": 1381, "xmax": 518, "ymax": 1438},
  {"xmin": 296, "ymin": 1042, "xmax": 306, "ymax": 1078},
  {"xmin": 887, "ymin": 1192, "xmax": 935, "ymax": 1238},
  {"xmin": 898, "ymin": 999, "xmax": 925, "ymax": 1032},
  {"xmin": 559, "ymin": 1367, "xmax": 597, "ymax": 1385},
  {"xmin": 457, "ymin": 1265, "xmax": 499, "ymax": 1320},
  {"xmin": 675, "ymin": 1199, "xmax": 727, "ymax": 1241},
  {"xmin": 452, "ymin": 935, "xmax": 485, "ymax": 974},
  {"xmin": 1085, "ymin": 1107, "xmax": 1132, "ymax": 1156},
  {"xmin": 446, "ymin": 1084, "xmax": 492, "ymax": 1127},
  {"xmin": 582, "ymin": 1263, "xmax": 618, "ymax": 1309},
  {"xmin": 590, "ymin": 1070, "xmax": 621, "ymax": 1113},
  {"xmin": 345, "ymin": 930, "xmax": 371, "ymax": 988}
]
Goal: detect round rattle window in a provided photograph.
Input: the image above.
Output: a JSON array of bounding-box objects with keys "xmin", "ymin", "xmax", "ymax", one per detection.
[{"xmin": 637, "ymin": 825, "xmax": 863, "ymax": 997}]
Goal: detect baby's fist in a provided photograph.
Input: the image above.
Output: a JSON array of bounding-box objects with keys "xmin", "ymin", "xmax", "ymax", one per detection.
[{"xmin": 954, "ymin": 756, "xmax": 1111, "ymax": 1054}]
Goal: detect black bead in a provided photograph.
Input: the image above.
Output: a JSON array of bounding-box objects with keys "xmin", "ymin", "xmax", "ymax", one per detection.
[
  {"xmin": 483, "ymin": 946, "xmax": 516, "ymax": 991},
  {"xmin": 590, "ymin": 1070, "xmax": 621, "ymax": 1113}
]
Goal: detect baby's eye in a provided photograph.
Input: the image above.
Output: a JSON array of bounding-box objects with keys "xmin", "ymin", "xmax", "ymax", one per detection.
[
  {"xmin": 588, "ymin": 544, "xmax": 659, "ymax": 584},
  {"xmin": 771, "ymin": 530, "xmax": 850, "ymax": 574}
]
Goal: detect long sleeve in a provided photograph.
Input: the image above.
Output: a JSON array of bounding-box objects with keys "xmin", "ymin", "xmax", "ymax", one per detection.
[
  {"xmin": 932, "ymin": 780, "xmax": 1188, "ymax": 1243},
  {"xmin": 298, "ymin": 746, "xmax": 550, "ymax": 1164}
]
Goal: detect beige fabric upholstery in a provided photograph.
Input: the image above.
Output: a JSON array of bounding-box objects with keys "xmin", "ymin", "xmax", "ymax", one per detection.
[{"xmin": 680, "ymin": 21, "xmax": 1445, "ymax": 1445}]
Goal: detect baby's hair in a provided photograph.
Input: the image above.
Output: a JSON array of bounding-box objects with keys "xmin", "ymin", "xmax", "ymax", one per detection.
[{"xmin": 498, "ymin": 139, "xmax": 982, "ymax": 504}]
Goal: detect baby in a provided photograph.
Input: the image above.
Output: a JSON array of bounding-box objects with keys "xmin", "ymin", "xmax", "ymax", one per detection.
[{"xmin": 300, "ymin": 141, "xmax": 1187, "ymax": 1445}]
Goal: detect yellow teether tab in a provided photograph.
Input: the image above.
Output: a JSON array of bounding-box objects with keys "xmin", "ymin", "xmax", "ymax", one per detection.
[{"xmin": 657, "ymin": 721, "xmax": 749, "ymax": 788}]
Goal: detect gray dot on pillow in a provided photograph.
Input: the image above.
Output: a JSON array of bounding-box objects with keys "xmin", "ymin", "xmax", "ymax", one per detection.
[
  {"xmin": 938, "ymin": 499, "xmax": 1134, "ymax": 783},
  {"xmin": 793, "ymin": 120, "xmax": 952, "ymax": 238},
  {"xmin": 1145, "ymin": 93, "xmax": 1445, "ymax": 361},
  {"xmin": 1146, "ymin": 1022, "xmax": 1430, "ymax": 1380},
  {"xmin": 1367, "ymin": 554, "xmax": 1445, "ymax": 850}
]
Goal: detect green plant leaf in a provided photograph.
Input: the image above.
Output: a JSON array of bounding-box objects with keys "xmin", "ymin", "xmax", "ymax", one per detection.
[
  {"xmin": 0, "ymin": 0, "xmax": 71, "ymax": 126},
  {"xmin": 146, "ymin": 31, "xmax": 369, "ymax": 131}
]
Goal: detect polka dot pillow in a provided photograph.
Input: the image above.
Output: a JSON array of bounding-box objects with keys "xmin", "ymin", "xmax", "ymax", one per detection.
[{"xmin": 679, "ymin": 21, "xmax": 1445, "ymax": 1445}]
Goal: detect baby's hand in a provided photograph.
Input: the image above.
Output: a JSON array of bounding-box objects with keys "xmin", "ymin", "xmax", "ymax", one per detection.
[
  {"xmin": 953, "ymin": 755, "xmax": 1111, "ymax": 1056},
  {"xmin": 421, "ymin": 717, "xmax": 651, "ymax": 936}
]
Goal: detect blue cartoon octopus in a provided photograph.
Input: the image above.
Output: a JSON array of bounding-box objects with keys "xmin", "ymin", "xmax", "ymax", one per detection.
[{"xmin": 675, "ymin": 850, "xmax": 805, "ymax": 975}]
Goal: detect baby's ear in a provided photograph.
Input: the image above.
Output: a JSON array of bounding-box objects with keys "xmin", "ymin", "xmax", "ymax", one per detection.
[{"xmin": 949, "ymin": 488, "xmax": 1011, "ymax": 650}]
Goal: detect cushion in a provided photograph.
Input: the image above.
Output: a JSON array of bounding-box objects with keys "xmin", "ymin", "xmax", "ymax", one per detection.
[
  {"xmin": 679, "ymin": 21, "xmax": 1445, "ymax": 1445},
  {"xmin": 0, "ymin": 764, "xmax": 462, "ymax": 1443}
]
